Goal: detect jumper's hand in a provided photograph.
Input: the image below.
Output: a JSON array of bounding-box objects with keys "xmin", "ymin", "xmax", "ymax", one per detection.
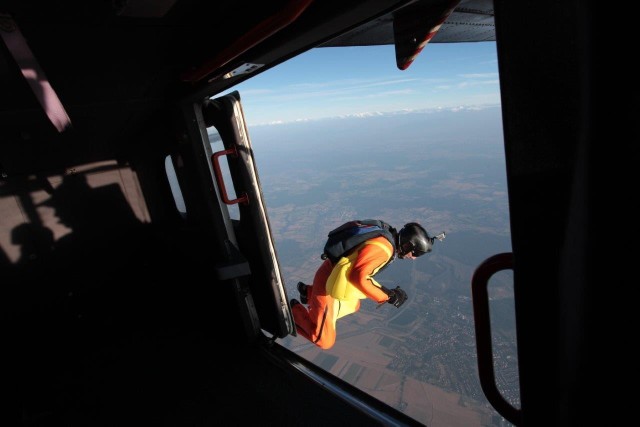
[{"xmin": 386, "ymin": 286, "xmax": 407, "ymax": 308}]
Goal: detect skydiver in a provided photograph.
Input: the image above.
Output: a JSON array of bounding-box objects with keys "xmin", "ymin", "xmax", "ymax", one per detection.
[{"xmin": 291, "ymin": 221, "xmax": 441, "ymax": 350}]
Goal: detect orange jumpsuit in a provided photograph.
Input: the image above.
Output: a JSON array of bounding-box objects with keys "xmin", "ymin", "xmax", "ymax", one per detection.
[{"xmin": 291, "ymin": 236, "xmax": 393, "ymax": 349}]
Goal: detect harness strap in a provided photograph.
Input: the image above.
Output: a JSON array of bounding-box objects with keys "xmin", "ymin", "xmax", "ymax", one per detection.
[{"xmin": 0, "ymin": 14, "xmax": 72, "ymax": 132}]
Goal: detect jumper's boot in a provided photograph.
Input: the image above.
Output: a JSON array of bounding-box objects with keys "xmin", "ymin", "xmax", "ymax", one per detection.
[{"xmin": 297, "ymin": 282, "xmax": 308, "ymax": 304}]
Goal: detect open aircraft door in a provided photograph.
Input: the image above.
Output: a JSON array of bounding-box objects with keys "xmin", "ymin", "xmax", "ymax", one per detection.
[{"xmin": 178, "ymin": 91, "xmax": 294, "ymax": 341}]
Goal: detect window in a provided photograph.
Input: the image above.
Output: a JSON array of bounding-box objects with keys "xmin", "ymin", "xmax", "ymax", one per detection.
[{"xmin": 221, "ymin": 42, "xmax": 518, "ymax": 426}]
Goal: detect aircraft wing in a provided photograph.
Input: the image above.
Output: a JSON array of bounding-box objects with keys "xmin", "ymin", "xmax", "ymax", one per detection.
[
  {"xmin": 321, "ymin": 0, "xmax": 495, "ymax": 47},
  {"xmin": 320, "ymin": 0, "xmax": 494, "ymax": 69}
]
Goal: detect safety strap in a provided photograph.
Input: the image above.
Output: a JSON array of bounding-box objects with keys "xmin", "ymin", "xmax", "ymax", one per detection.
[{"xmin": 0, "ymin": 14, "xmax": 72, "ymax": 132}]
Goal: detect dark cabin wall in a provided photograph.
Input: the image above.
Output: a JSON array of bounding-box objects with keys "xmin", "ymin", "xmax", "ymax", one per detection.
[{"xmin": 494, "ymin": 0, "xmax": 620, "ymax": 425}]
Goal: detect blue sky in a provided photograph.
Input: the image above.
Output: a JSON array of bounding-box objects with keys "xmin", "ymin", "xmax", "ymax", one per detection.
[{"xmin": 222, "ymin": 42, "xmax": 500, "ymax": 126}]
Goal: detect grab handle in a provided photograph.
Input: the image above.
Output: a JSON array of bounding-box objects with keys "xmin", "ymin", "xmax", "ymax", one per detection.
[
  {"xmin": 211, "ymin": 146, "xmax": 249, "ymax": 205},
  {"xmin": 471, "ymin": 252, "xmax": 521, "ymax": 425}
]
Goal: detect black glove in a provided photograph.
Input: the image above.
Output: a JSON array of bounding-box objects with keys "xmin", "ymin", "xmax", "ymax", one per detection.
[{"xmin": 386, "ymin": 286, "xmax": 407, "ymax": 308}]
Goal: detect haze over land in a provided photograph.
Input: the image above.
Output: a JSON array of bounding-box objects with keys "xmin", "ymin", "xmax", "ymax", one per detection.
[{"xmin": 248, "ymin": 106, "xmax": 518, "ymax": 426}]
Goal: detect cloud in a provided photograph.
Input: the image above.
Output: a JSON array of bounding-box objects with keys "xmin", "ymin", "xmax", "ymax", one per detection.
[
  {"xmin": 249, "ymin": 103, "xmax": 502, "ymax": 126},
  {"xmin": 456, "ymin": 79, "xmax": 499, "ymax": 89},
  {"xmin": 459, "ymin": 73, "xmax": 499, "ymax": 78},
  {"xmin": 359, "ymin": 89, "xmax": 414, "ymax": 98},
  {"xmin": 249, "ymin": 76, "xmax": 432, "ymax": 104},
  {"xmin": 237, "ymin": 88, "xmax": 275, "ymax": 96}
]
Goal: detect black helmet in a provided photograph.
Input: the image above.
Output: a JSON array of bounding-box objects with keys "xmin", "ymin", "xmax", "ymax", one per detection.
[{"xmin": 397, "ymin": 222, "xmax": 432, "ymax": 258}]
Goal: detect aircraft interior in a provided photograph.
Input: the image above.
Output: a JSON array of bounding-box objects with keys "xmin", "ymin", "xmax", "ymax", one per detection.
[{"xmin": 1, "ymin": 0, "xmax": 612, "ymax": 425}]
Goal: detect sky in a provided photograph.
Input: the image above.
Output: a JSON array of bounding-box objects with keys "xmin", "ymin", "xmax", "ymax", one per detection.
[{"xmin": 221, "ymin": 41, "xmax": 501, "ymax": 126}]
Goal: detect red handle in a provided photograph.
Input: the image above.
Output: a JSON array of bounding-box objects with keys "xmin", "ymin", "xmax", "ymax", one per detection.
[
  {"xmin": 211, "ymin": 146, "xmax": 249, "ymax": 205},
  {"xmin": 471, "ymin": 252, "xmax": 521, "ymax": 425}
]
